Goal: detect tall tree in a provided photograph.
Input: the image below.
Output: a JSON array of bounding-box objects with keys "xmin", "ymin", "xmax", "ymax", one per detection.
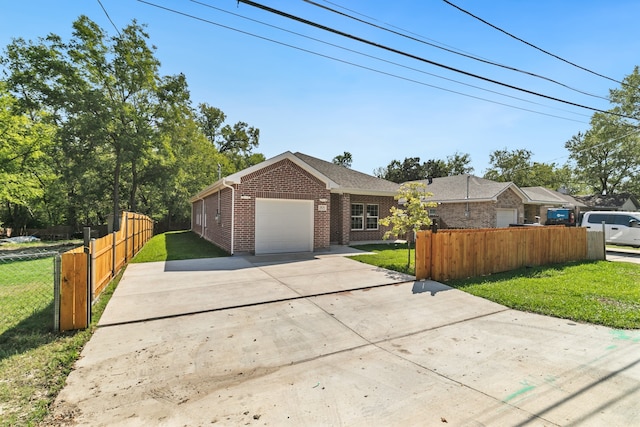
[
  {"xmin": 332, "ymin": 151, "xmax": 352, "ymax": 168},
  {"xmin": 0, "ymin": 83, "xmax": 55, "ymax": 229},
  {"xmin": 196, "ymin": 102, "xmax": 262, "ymax": 171},
  {"xmin": 374, "ymin": 157, "xmax": 427, "ymax": 183},
  {"xmin": 484, "ymin": 148, "xmax": 533, "ymax": 185},
  {"xmin": 484, "ymin": 148, "xmax": 573, "ymax": 190},
  {"xmin": 2, "ymin": 17, "xmax": 194, "ymax": 228},
  {"xmin": 445, "ymin": 151, "xmax": 474, "ymax": 175},
  {"xmin": 565, "ymin": 67, "xmax": 640, "ymax": 195}
]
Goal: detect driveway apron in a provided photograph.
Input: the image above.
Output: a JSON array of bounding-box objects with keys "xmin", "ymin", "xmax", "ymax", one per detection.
[{"xmin": 48, "ymin": 249, "xmax": 640, "ymax": 426}]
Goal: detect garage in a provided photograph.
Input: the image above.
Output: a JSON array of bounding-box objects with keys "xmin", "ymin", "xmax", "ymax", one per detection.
[
  {"xmin": 496, "ymin": 208, "xmax": 517, "ymax": 228},
  {"xmin": 255, "ymin": 198, "xmax": 314, "ymax": 254}
]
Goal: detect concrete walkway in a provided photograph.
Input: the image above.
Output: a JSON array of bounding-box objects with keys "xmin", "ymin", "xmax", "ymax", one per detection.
[{"xmin": 47, "ymin": 248, "xmax": 640, "ymax": 426}]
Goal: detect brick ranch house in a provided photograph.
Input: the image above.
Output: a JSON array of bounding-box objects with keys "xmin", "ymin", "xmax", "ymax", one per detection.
[
  {"xmin": 191, "ymin": 153, "xmax": 587, "ymax": 254},
  {"xmin": 190, "ymin": 151, "xmax": 399, "ymax": 255},
  {"xmin": 411, "ymin": 175, "xmax": 528, "ymax": 228}
]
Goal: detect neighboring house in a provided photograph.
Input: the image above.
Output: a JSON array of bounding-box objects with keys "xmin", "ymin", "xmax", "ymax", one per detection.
[
  {"xmin": 190, "ymin": 151, "xmax": 399, "ymax": 255},
  {"xmin": 520, "ymin": 186, "xmax": 586, "ymax": 224},
  {"xmin": 411, "ymin": 175, "xmax": 528, "ymax": 229},
  {"xmin": 574, "ymin": 193, "xmax": 640, "ymax": 213}
]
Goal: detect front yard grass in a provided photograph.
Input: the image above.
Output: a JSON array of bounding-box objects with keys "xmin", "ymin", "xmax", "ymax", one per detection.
[
  {"xmin": 2, "ymin": 231, "xmax": 226, "ymax": 426},
  {"xmin": 349, "ymin": 243, "xmax": 415, "ymax": 275},
  {"xmin": 350, "ymin": 244, "xmax": 640, "ymax": 329},
  {"xmin": 0, "ymin": 269, "xmax": 118, "ymax": 427},
  {"xmin": 131, "ymin": 230, "xmax": 228, "ymax": 263}
]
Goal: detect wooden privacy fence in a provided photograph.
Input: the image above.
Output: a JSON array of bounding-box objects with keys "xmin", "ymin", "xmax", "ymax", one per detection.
[
  {"xmin": 415, "ymin": 226, "xmax": 599, "ymax": 282},
  {"xmin": 57, "ymin": 212, "xmax": 153, "ymax": 331}
]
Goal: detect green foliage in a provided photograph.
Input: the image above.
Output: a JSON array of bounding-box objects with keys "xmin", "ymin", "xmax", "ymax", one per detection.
[
  {"xmin": 380, "ymin": 182, "xmax": 436, "ymax": 240},
  {"xmin": 374, "ymin": 152, "xmax": 473, "ymax": 183},
  {"xmin": 196, "ymin": 102, "xmax": 262, "ymax": 172},
  {"xmin": 0, "ymin": 84, "xmax": 55, "ymax": 228},
  {"xmin": 0, "ymin": 18, "xmax": 264, "ymax": 230},
  {"xmin": 484, "ymin": 147, "xmax": 574, "ymax": 190},
  {"xmin": 565, "ymin": 67, "xmax": 640, "ymax": 196},
  {"xmin": 131, "ymin": 230, "xmax": 229, "ymax": 263},
  {"xmin": 332, "ymin": 151, "xmax": 352, "ymax": 168}
]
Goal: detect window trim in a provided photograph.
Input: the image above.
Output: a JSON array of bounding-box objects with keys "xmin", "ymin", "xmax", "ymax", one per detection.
[
  {"xmin": 366, "ymin": 204, "xmax": 379, "ymax": 230},
  {"xmin": 351, "ymin": 203, "xmax": 364, "ymax": 230}
]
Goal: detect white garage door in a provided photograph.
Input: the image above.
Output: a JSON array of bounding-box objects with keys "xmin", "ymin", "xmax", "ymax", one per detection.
[
  {"xmin": 496, "ymin": 209, "xmax": 517, "ymax": 228},
  {"xmin": 255, "ymin": 198, "xmax": 314, "ymax": 254}
]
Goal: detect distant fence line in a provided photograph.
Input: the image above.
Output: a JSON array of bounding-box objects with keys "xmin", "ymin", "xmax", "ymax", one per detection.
[
  {"xmin": 57, "ymin": 212, "xmax": 153, "ymax": 331},
  {"xmin": 415, "ymin": 226, "xmax": 605, "ymax": 282}
]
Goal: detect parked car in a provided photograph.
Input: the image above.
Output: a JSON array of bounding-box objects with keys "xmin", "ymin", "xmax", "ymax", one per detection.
[
  {"xmin": 581, "ymin": 211, "xmax": 640, "ymax": 247},
  {"xmin": 545, "ymin": 208, "xmax": 576, "ymax": 226}
]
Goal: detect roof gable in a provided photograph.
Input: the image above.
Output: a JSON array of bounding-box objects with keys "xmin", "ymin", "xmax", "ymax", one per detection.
[
  {"xmin": 191, "ymin": 151, "xmax": 399, "ymax": 201},
  {"xmin": 521, "ymin": 186, "xmax": 586, "ymax": 207},
  {"xmin": 293, "ymin": 152, "xmax": 399, "ymax": 195}
]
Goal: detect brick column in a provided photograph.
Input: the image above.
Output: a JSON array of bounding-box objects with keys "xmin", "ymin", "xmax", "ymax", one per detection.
[{"xmin": 340, "ymin": 193, "xmax": 351, "ymax": 245}]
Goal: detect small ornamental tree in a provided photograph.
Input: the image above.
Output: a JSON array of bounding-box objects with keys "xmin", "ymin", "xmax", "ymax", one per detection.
[{"xmin": 380, "ymin": 182, "xmax": 437, "ymax": 269}]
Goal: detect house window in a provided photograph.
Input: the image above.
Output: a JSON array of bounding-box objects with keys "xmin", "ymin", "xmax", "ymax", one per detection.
[
  {"xmin": 366, "ymin": 204, "xmax": 379, "ymax": 230},
  {"xmin": 428, "ymin": 208, "xmax": 438, "ymax": 217},
  {"xmin": 351, "ymin": 203, "xmax": 364, "ymax": 230}
]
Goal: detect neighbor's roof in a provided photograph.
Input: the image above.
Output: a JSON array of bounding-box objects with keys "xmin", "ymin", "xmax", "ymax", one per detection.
[
  {"xmin": 190, "ymin": 151, "xmax": 399, "ymax": 201},
  {"xmin": 521, "ymin": 186, "xmax": 587, "ymax": 208},
  {"xmin": 410, "ymin": 175, "xmax": 527, "ymax": 203},
  {"xmin": 574, "ymin": 193, "xmax": 640, "ymax": 209}
]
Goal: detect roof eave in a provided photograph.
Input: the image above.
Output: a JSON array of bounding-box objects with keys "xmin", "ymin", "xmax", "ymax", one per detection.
[{"xmin": 331, "ymin": 188, "xmax": 398, "ymax": 197}]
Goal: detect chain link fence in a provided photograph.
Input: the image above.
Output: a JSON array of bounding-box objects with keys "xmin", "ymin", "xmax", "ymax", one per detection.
[{"xmin": 0, "ymin": 250, "xmax": 59, "ymax": 335}]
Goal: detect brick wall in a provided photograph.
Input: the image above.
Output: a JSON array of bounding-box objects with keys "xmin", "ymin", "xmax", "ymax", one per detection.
[
  {"xmin": 348, "ymin": 195, "xmax": 396, "ymax": 243},
  {"xmin": 191, "ymin": 200, "xmax": 203, "ymax": 235},
  {"xmin": 435, "ymin": 188, "xmax": 525, "ymax": 229},
  {"xmin": 200, "ymin": 187, "xmax": 233, "ymax": 253},
  {"xmin": 234, "ymin": 159, "xmax": 331, "ymax": 252}
]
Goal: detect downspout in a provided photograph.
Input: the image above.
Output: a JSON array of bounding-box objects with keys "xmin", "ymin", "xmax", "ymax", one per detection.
[
  {"xmin": 222, "ymin": 178, "xmax": 235, "ymax": 255},
  {"xmin": 465, "ymin": 175, "xmax": 470, "ymax": 218},
  {"xmin": 201, "ymin": 198, "xmax": 205, "ymax": 237}
]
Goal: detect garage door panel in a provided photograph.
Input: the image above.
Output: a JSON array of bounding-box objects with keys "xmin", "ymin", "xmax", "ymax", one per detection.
[
  {"xmin": 255, "ymin": 199, "xmax": 314, "ymax": 254},
  {"xmin": 496, "ymin": 209, "xmax": 517, "ymax": 228}
]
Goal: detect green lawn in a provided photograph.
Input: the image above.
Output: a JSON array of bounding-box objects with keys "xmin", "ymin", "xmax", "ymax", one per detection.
[
  {"xmin": 131, "ymin": 230, "xmax": 228, "ymax": 263},
  {"xmin": 351, "ymin": 244, "xmax": 640, "ymax": 329},
  {"xmin": 1, "ymin": 230, "xmax": 226, "ymax": 426},
  {"xmin": 349, "ymin": 243, "xmax": 415, "ymax": 275},
  {"xmin": 0, "ymin": 268, "xmax": 117, "ymax": 427}
]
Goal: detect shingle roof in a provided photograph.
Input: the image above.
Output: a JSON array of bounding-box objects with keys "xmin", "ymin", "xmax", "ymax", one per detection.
[
  {"xmin": 521, "ymin": 186, "xmax": 586, "ymax": 207},
  {"xmin": 575, "ymin": 193, "xmax": 640, "ymax": 209},
  {"xmin": 410, "ymin": 175, "xmax": 524, "ymax": 202},
  {"xmin": 293, "ymin": 152, "xmax": 399, "ymax": 194}
]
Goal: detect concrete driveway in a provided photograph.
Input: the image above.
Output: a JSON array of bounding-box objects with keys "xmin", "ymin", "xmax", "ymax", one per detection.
[{"xmin": 48, "ymin": 248, "xmax": 640, "ymax": 426}]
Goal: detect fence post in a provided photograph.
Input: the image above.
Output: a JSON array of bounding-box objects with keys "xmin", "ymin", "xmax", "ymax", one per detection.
[
  {"xmin": 124, "ymin": 212, "xmax": 129, "ymax": 262},
  {"xmin": 54, "ymin": 254, "xmax": 61, "ymax": 332},
  {"xmin": 111, "ymin": 231, "xmax": 117, "ymax": 278},
  {"xmin": 601, "ymin": 221, "xmax": 607, "ymax": 261},
  {"xmin": 83, "ymin": 227, "xmax": 92, "ymax": 325},
  {"xmin": 90, "ymin": 238, "xmax": 96, "ymax": 301}
]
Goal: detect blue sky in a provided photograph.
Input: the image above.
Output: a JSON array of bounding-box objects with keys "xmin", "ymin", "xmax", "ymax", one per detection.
[{"xmin": 2, "ymin": 1, "xmax": 639, "ymax": 176}]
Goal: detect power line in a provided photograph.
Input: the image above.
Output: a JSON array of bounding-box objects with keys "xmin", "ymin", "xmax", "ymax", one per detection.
[
  {"xmin": 303, "ymin": 0, "xmax": 608, "ymax": 101},
  {"xmin": 237, "ymin": 0, "xmax": 633, "ymax": 120},
  {"xmin": 138, "ymin": 0, "xmax": 588, "ymax": 123},
  {"xmin": 190, "ymin": 0, "xmax": 590, "ymax": 120},
  {"xmin": 96, "ymin": 0, "xmax": 121, "ymax": 36},
  {"xmin": 442, "ymin": 0, "xmax": 623, "ymax": 85}
]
